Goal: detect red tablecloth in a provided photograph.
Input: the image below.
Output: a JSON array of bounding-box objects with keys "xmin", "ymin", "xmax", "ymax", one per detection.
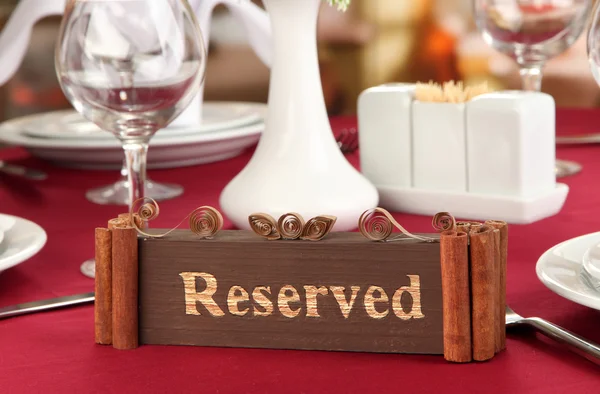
[{"xmin": 1, "ymin": 110, "xmax": 599, "ymax": 393}]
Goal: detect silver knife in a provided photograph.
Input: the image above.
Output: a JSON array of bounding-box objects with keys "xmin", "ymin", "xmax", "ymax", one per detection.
[
  {"xmin": 556, "ymin": 134, "xmax": 600, "ymax": 145},
  {"xmin": 0, "ymin": 292, "xmax": 95, "ymax": 320},
  {"xmin": 0, "ymin": 160, "xmax": 48, "ymax": 180}
]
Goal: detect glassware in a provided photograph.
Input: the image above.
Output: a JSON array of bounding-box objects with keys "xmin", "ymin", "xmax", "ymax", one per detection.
[
  {"xmin": 86, "ymin": 161, "xmax": 183, "ymax": 205},
  {"xmin": 55, "ymin": 0, "xmax": 206, "ymax": 277},
  {"xmin": 473, "ymin": 0, "xmax": 592, "ymax": 178},
  {"xmin": 587, "ymin": 2, "xmax": 600, "ymax": 100}
]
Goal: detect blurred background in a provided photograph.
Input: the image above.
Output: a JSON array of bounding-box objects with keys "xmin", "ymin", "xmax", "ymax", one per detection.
[{"xmin": 0, "ymin": 0, "xmax": 596, "ymax": 120}]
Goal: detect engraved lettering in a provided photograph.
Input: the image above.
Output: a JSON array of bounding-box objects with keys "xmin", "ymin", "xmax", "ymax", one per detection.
[
  {"xmin": 278, "ymin": 285, "xmax": 301, "ymax": 318},
  {"xmin": 392, "ymin": 275, "xmax": 425, "ymax": 320},
  {"xmin": 227, "ymin": 285, "xmax": 250, "ymax": 316},
  {"xmin": 330, "ymin": 286, "xmax": 360, "ymax": 319},
  {"xmin": 179, "ymin": 272, "xmax": 225, "ymax": 317},
  {"xmin": 364, "ymin": 286, "xmax": 389, "ymax": 319},
  {"xmin": 179, "ymin": 272, "xmax": 427, "ymax": 321},
  {"xmin": 252, "ymin": 286, "xmax": 273, "ymax": 317},
  {"xmin": 304, "ymin": 285, "xmax": 329, "ymax": 317}
]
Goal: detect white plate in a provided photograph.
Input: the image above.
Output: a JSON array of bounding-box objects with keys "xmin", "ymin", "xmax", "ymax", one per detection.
[
  {"xmin": 536, "ymin": 232, "xmax": 600, "ymax": 311},
  {"xmin": 0, "ymin": 214, "xmax": 47, "ymax": 273},
  {"xmin": 0, "ymin": 102, "xmax": 266, "ymax": 170},
  {"xmin": 21, "ymin": 102, "xmax": 262, "ymax": 140}
]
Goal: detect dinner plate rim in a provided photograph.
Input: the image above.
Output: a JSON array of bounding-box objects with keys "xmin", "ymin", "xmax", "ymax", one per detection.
[
  {"xmin": 536, "ymin": 231, "xmax": 600, "ymax": 310},
  {"xmin": 0, "ymin": 213, "xmax": 47, "ymax": 272},
  {"xmin": 9, "ymin": 120, "xmax": 264, "ymax": 150},
  {"xmin": 0, "ymin": 101, "xmax": 267, "ymax": 149},
  {"xmin": 20, "ymin": 101, "xmax": 264, "ymax": 140}
]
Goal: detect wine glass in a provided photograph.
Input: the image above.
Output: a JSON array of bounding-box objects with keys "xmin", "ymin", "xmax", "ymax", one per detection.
[
  {"xmin": 588, "ymin": 3, "xmax": 600, "ymax": 91},
  {"xmin": 56, "ymin": 0, "xmax": 206, "ymax": 277},
  {"xmin": 473, "ymin": 0, "xmax": 592, "ymax": 178},
  {"xmin": 86, "ymin": 162, "xmax": 183, "ymax": 205}
]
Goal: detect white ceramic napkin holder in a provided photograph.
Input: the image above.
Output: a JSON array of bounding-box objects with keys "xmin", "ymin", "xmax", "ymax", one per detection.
[{"xmin": 358, "ymin": 84, "xmax": 569, "ymax": 224}]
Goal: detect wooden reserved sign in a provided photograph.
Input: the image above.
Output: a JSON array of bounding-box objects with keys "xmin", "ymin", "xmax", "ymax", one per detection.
[
  {"xmin": 94, "ymin": 209, "xmax": 507, "ymax": 363},
  {"xmin": 139, "ymin": 231, "xmax": 442, "ymax": 354}
]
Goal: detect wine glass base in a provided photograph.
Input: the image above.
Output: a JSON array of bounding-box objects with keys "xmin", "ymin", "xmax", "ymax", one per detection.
[
  {"xmin": 86, "ymin": 179, "xmax": 184, "ymax": 205},
  {"xmin": 80, "ymin": 258, "xmax": 95, "ymax": 279},
  {"xmin": 556, "ymin": 159, "xmax": 582, "ymax": 178}
]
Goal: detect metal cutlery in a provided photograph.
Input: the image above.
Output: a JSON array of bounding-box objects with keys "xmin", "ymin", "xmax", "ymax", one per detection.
[
  {"xmin": 506, "ymin": 305, "xmax": 600, "ymax": 365},
  {"xmin": 2, "ymin": 293, "xmax": 599, "ymax": 366},
  {"xmin": 0, "ymin": 160, "xmax": 47, "ymax": 180},
  {"xmin": 336, "ymin": 128, "xmax": 359, "ymax": 154},
  {"xmin": 556, "ymin": 134, "xmax": 600, "ymax": 145},
  {"xmin": 0, "ymin": 292, "xmax": 94, "ymax": 320}
]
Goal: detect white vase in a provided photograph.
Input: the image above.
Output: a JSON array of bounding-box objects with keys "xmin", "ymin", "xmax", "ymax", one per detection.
[{"xmin": 220, "ymin": 0, "xmax": 378, "ymax": 231}]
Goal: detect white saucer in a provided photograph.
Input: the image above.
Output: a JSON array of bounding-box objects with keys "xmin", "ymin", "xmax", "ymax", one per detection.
[
  {"xmin": 536, "ymin": 232, "xmax": 600, "ymax": 311},
  {"xmin": 0, "ymin": 102, "xmax": 266, "ymax": 170},
  {"xmin": 0, "ymin": 214, "xmax": 47, "ymax": 273},
  {"xmin": 21, "ymin": 102, "xmax": 262, "ymax": 140}
]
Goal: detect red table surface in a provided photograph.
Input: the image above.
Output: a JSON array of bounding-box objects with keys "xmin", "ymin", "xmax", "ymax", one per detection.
[{"xmin": 1, "ymin": 109, "xmax": 600, "ymax": 393}]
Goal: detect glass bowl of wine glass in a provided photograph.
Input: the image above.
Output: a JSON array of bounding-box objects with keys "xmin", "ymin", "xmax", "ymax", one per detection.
[{"xmin": 55, "ymin": 0, "xmax": 207, "ymax": 277}]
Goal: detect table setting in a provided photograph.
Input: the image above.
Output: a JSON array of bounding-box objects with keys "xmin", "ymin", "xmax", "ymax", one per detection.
[{"xmin": 1, "ymin": 0, "xmax": 600, "ymax": 392}]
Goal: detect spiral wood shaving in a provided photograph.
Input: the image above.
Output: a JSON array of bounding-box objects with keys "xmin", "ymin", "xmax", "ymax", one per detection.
[
  {"xmin": 249, "ymin": 212, "xmax": 336, "ymax": 241},
  {"xmin": 188, "ymin": 207, "xmax": 224, "ymax": 239},
  {"xmin": 301, "ymin": 216, "xmax": 337, "ymax": 241},
  {"xmin": 359, "ymin": 208, "xmax": 435, "ymax": 242},
  {"xmin": 277, "ymin": 213, "xmax": 305, "ymax": 240},
  {"xmin": 248, "ymin": 214, "xmax": 281, "ymax": 240},
  {"xmin": 129, "ymin": 197, "xmax": 223, "ymax": 239},
  {"xmin": 432, "ymin": 212, "xmax": 456, "ymax": 232},
  {"xmin": 359, "ymin": 208, "xmax": 456, "ymax": 242}
]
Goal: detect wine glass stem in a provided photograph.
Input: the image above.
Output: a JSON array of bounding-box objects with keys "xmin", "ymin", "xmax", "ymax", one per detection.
[
  {"xmin": 520, "ymin": 65, "xmax": 543, "ymax": 92},
  {"xmin": 122, "ymin": 142, "xmax": 149, "ymax": 210},
  {"xmin": 120, "ymin": 159, "xmax": 128, "ymax": 179}
]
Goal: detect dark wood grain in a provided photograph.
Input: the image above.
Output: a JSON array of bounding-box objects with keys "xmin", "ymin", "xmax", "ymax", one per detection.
[{"xmin": 138, "ymin": 230, "xmax": 444, "ymax": 354}]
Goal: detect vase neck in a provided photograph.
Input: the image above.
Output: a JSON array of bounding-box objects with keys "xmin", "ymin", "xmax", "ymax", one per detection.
[
  {"xmin": 259, "ymin": 0, "xmax": 331, "ymax": 144},
  {"xmin": 263, "ymin": 0, "xmax": 320, "ymax": 44}
]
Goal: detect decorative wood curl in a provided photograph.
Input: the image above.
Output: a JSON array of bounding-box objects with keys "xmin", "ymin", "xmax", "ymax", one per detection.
[
  {"xmin": 129, "ymin": 198, "xmax": 223, "ymax": 239},
  {"xmin": 358, "ymin": 208, "xmax": 454, "ymax": 243},
  {"xmin": 248, "ymin": 214, "xmax": 280, "ymax": 240},
  {"xmin": 432, "ymin": 212, "xmax": 456, "ymax": 232},
  {"xmin": 188, "ymin": 207, "xmax": 224, "ymax": 238},
  {"xmin": 249, "ymin": 212, "xmax": 336, "ymax": 241},
  {"xmin": 278, "ymin": 213, "xmax": 305, "ymax": 240},
  {"xmin": 301, "ymin": 216, "xmax": 337, "ymax": 241}
]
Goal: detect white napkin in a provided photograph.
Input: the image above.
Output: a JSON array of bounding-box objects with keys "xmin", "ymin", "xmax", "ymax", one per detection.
[
  {"xmin": 82, "ymin": 0, "xmax": 186, "ymax": 85},
  {"xmin": 0, "ymin": 0, "xmax": 272, "ymax": 88},
  {"xmin": 489, "ymin": 2, "xmax": 524, "ymax": 32}
]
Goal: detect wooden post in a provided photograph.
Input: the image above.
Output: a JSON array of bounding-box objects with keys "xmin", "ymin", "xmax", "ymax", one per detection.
[
  {"xmin": 469, "ymin": 226, "xmax": 496, "ymax": 361},
  {"xmin": 486, "ymin": 220, "xmax": 508, "ymax": 352},
  {"xmin": 111, "ymin": 226, "xmax": 139, "ymax": 350},
  {"xmin": 94, "ymin": 228, "xmax": 112, "ymax": 345},
  {"xmin": 440, "ymin": 231, "xmax": 472, "ymax": 362}
]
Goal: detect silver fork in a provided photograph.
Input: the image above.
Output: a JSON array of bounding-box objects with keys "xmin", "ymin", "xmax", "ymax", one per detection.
[
  {"xmin": 0, "ymin": 160, "xmax": 47, "ymax": 180},
  {"xmin": 336, "ymin": 128, "xmax": 358, "ymax": 154},
  {"xmin": 506, "ymin": 305, "xmax": 600, "ymax": 364}
]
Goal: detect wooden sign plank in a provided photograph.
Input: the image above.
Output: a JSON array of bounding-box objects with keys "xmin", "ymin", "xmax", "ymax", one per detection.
[{"xmin": 138, "ymin": 230, "xmax": 443, "ymax": 354}]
